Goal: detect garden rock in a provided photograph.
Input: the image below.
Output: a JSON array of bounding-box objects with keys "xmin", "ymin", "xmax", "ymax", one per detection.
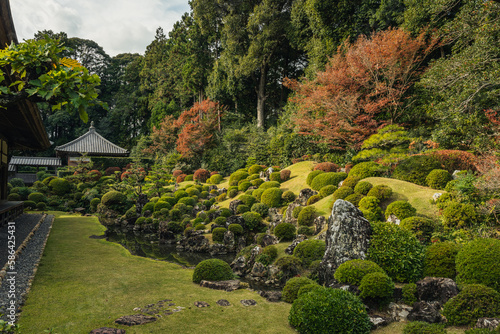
[
  {"xmin": 114, "ymin": 314, "xmax": 157, "ymax": 326},
  {"xmin": 90, "ymin": 328, "xmax": 126, "ymax": 334},
  {"xmin": 407, "ymin": 301, "xmax": 443, "ymax": 323},
  {"xmin": 259, "ymin": 290, "xmax": 282, "ymax": 302},
  {"xmin": 200, "ymin": 280, "xmax": 241, "ymax": 292},
  {"xmin": 284, "ymin": 189, "xmax": 318, "ymax": 225},
  {"xmin": 386, "ymin": 214, "xmax": 400, "ymax": 225},
  {"xmin": 217, "ymin": 299, "xmax": 231, "ymax": 306},
  {"xmin": 388, "ymin": 303, "xmax": 413, "ymax": 322},
  {"xmin": 475, "ymin": 318, "xmax": 500, "ymax": 330},
  {"xmin": 416, "ymin": 277, "xmax": 458, "ymax": 305},
  {"xmin": 452, "ymin": 170, "xmax": 461, "ymax": 179},
  {"xmin": 285, "ymin": 235, "xmax": 307, "ymax": 255},
  {"xmin": 223, "ymin": 231, "xmax": 235, "ymax": 250},
  {"xmin": 370, "ymin": 316, "xmax": 389, "ymax": 329},
  {"xmin": 314, "ymin": 215, "xmax": 326, "ymax": 235},
  {"xmin": 194, "ymin": 301, "xmax": 210, "ymax": 308},
  {"xmin": 230, "ymin": 256, "xmax": 248, "ymax": 276},
  {"xmin": 318, "ymin": 199, "xmax": 372, "ymax": 286},
  {"xmin": 251, "ymin": 262, "xmax": 268, "ymax": 277},
  {"xmin": 260, "ymin": 167, "xmax": 274, "ymax": 181},
  {"xmin": 210, "ymin": 243, "xmax": 228, "ymax": 255},
  {"xmin": 176, "ymin": 234, "xmax": 210, "ymax": 252},
  {"xmin": 226, "ymin": 215, "xmax": 245, "ymax": 228},
  {"xmin": 432, "ymin": 193, "xmax": 443, "ymax": 201},
  {"xmin": 259, "ymin": 234, "xmax": 278, "ymax": 247},
  {"xmin": 229, "ymin": 200, "xmax": 244, "ymax": 214},
  {"xmin": 268, "ymin": 208, "xmax": 283, "ymax": 228},
  {"xmin": 240, "ymin": 299, "xmax": 257, "ymax": 306}
]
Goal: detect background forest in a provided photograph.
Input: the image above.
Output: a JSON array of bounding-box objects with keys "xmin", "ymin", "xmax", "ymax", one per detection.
[{"xmin": 27, "ymin": 0, "xmax": 500, "ymax": 175}]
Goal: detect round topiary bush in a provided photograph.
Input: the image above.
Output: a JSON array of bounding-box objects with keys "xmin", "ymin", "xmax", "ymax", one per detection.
[
  {"xmin": 228, "ymin": 223, "xmax": 243, "ymax": 235},
  {"xmin": 261, "ymin": 187, "xmax": 282, "ymax": 208},
  {"xmin": 319, "ymin": 185, "xmax": 336, "ymax": 198},
  {"xmin": 36, "ymin": 202, "xmax": 47, "ymax": 211},
  {"xmin": 195, "ymin": 224, "xmax": 206, "ymax": 231},
  {"xmin": 154, "ymin": 200, "xmax": 172, "ymax": 212},
  {"xmin": 174, "ymin": 190, "xmax": 189, "ymax": 200},
  {"xmin": 24, "ymin": 200, "xmax": 36, "ymax": 209},
  {"xmin": 424, "ymin": 241, "xmax": 461, "ymax": 279},
  {"xmin": 212, "ymin": 227, "xmax": 227, "ymax": 243},
  {"xmin": 306, "ymin": 170, "xmax": 324, "ymax": 186},
  {"xmin": 238, "ymin": 181, "xmax": 251, "ymax": 192},
  {"xmin": 393, "ymin": 155, "xmax": 443, "ymax": 186},
  {"xmin": 366, "ymin": 185, "xmax": 393, "ymax": 200},
  {"xmin": 344, "ymin": 193, "xmax": 364, "ymax": 207},
  {"xmin": 252, "ymin": 188, "xmax": 265, "ymax": 201},
  {"xmin": 403, "ymin": 322, "xmax": 447, "ymax": 334},
  {"xmin": 229, "ymin": 171, "xmax": 249, "ymax": 186},
  {"xmin": 456, "ymin": 238, "xmax": 500, "ymax": 291},
  {"xmin": 259, "ymin": 181, "xmax": 281, "ymax": 189},
  {"xmin": 385, "ymin": 200, "xmax": 417, "ymax": 220},
  {"xmin": 228, "ymin": 188, "xmax": 239, "ymax": 198},
  {"xmin": 297, "ymin": 206, "xmax": 317, "ymax": 226},
  {"xmin": 236, "ymin": 204, "xmax": 249, "ymax": 214},
  {"xmin": 297, "ymin": 283, "xmax": 323, "ymax": 299},
  {"xmin": 306, "ymin": 194, "xmax": 322, "ymax": 205},
  {"xmin": 441, "ymin": 201, "xmax": 478, "ymax": 229},
  {"xmin": 242, "ymin": 211, "xmax": 263, "ymax": 231},
  {"xmin": 142, "ymin": 201, "xmax": 155, "ymax": 213},
  {"xmin": 341, "ymin": 175, "xmax": 361, "ymax": 189},
  {"xmin": 49, "ymin": 177, "xmax": 71, "ymax": 196},
  {"xmin": 251, "ymin": 178, "xmax": 264, "ymax": 187},
  {"xmin": 239, "ymin": 194, "xmax": 257, "ymax": 208},
  {"xmin": 313, "ymin": 162, "xmax": 338, "ymax": 172},
  {"xmin": 275, "ymin": 255, "xmax": 302, "ymax": 280},
  {"xmin": 248, "ymin": 164, "xmax": 264, "ymax": 175},
  {"xmin": 27, "ymin": 192, "xmax": 46, "ymax": 203},
  {"xmin": 426, "ymin": 169, "xmax": 453, "ymax": 190},
  {"xmin": 310, "ymin": 172, "xmax": 347, "ymax": 191},
  {"xmin": 348, "ymin": 161, "xmax": 381, "ymax": 179},
  {"xmin": 292, "ymin": 206, "xmax": 303, "ymax": 218},
  {"xmin": 368, "ymin": 222, "xmax": 425, "ymax": 283},
  {"xmin": 359, "ymin": 272, "xmax": 394, "ymax": 305},
  {"xmin": 192, "ymin": 258, "xmax": 234, "ymax": 283},
  {"xmin": 334, "ymin": 259, "xmax": 386, "ymax": 285},
  {"xmin": 354, "ymin": 181, "xmax": 373, "ymax": 195},
  {"xmin": 289, "ymin": 287, "xmax": 372, "ymax": 334},
  {"xmin": 402, "ymin": 283, "xmax": 418, "ymax": 305},
  {"xmin": 208, "ymin": 174, "xmax": 223, "ymax": 184},
  {"xmin": 251, "ymin": 202, "xmax": 269, "ymax": 217},
  {"xmin": 270, "ymin": 172, "xmax": 281, "ymax": 183},
  {"xmin": 400, "ymin": 216, "xmax": 437, "ymax": 244},
  {"xmin": 10, "ymin": 178, "xmax": 25, "ymax": 188},
  {"xmin": 293, "ymin": 239, "xmax": 326, "ymax": 266},
  {"xmin": 442, "ymin": 284, "xmax": 500, "ymax": 326},
  {"xmin": 282, "ymin": 190, "xmax": 297, "ymax": 203},
  {"xmin": 186, "ymin": 187, "xmax": 200, "ymax": 197},
  {"xmin": 280, "ymin": 169, "xmax": 291, "ymax": 181},
  {"xmin": 214, "ymin": 216, "xmax": 227, "ymax": 225},
  {"xmin": 282, "ymin": 277, "xmax": 318, "ymax": 303},
  {"xmin": 101, "ymin": 190, "xmax": 129, "ymax": 213},
  {"xmin": 274, "ymin": 223, "xmax": 296, "ymax": 241},
  {"xmin": 332, "ymin": 186, "xmax": 354, "ymax": 201}
]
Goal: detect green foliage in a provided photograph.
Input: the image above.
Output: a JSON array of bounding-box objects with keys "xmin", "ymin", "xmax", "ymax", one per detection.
[
  {"xmin": 402, "ymin": 283, "xmax": 418, "ymax": 305},
  {"xmin": 9, "ymin": 178, "xmax": 25, "ymax": 188},
  {"xmin": 192, "ymin": 258, "xmax": 234, "ymax": 283},
  {"xmin": 252, "ymin": 188, "xmax": 265, "ymax": 201},
  {"xmin": 275, "ymin": 255, "xmax": 302, "ymax": 279},
  {"xmin": 344, "ymin": 193, "xmax": 365, "ymax": 207},
  {"xmin": 208, "ymin": 174, "xmax": 223, "ymax": 184},
  {"xmin": 348, "ymin": 161, "xmax": 381, "ymax": 179},
  {"xmin": 227, "ymin": 188, "xmax": 239, "ymax": 198},
  {"xmin": 368, "ymin": 222, "xmax": 425, "ymax": 282},
  {"xmin": 274, "ymin": 223, "xmax": 297, "ymax": 241},
  {"xmin": 228, "ymin": 223, "xmax": 243, "ymax": 235},
  {"xmin": 174, "ymin": 190, "xmax": 189, "ymax": 200},
  {"xmin": 242, "ymin": 212, "xmax": 263, "ymax": 231},
  {"xmin": 248, "ymin": 164, "xmax": 264, "ymax": 175},
  {"xmin": 292, "ymin": 206, "xmax": 303, "ymax": 219},
  {"xmin": 366, "ymin": 185, "xmax": 393, "ymax": 200},
  {"xmin": 306, "ymin": 170, "xmax": 324, "ymax": 186},
  {"xmin": 238, "ymin": 181, "xmax": 251, "ymax": 192},
  {"xmin": 354, "ymin": 181, "xmax": 373, "ymax": 195},
  {"xmin": 402, "ymin": 321, "xmax": 447, "ymax": 334},
  {"xmin": 260, "ymin": 188, "xmax": 282, "ymax": 208},
  {"xmin": 424, "ymin": 242, "xmax": 461, "ymax": 279},
  {"xmin": 270, "ymin": 172, "xmax": 281, "ymax": 182},
  {"xmin": 332, "ymin": 186, "xmax": 354, "ymax": 201},
  {"xmin": 319, "ymin": 185, "xmax": 336, "ymax": 197},
  {"xmin": 358, "ymin": 196, "xmax": 383, "ymax": 219},
  {"xmin": 282, "ymin": 277, "xmax": 318, "ymax": 303},
  {"xmin": 296, "ymin": 284, "xmax": 323, "ymax": 299},
  {"xmin": 334, "ymin": 259, "xmax": 386, "ymax": 285},
  {"xmin": 456, "ymin": 238, "xmax": 500, "ymax": 291},
  {"xmin": 359, "ymin": 272, "xmax": 394, "ymax": 305},
  {"xmin": 297, "ymin": 226, "xmax": 315, "ymax": 235},
  {"xmin": 292, "ymin": 240, "xmax": 326, "ymax": 266},
  {"xmin": 310, "ymin": 172, "xmax": 347, "ymax": 191},
  {"xmin": 289, "ymin": 288, "xmax": 371, "ymax": 334},
  {"xmin": 306, "ymin": 194, "xmax": 322, "ymax": 205},
  {"xmin": 212, "ymin": 227, "xmax": 227, "ymax": 243},
  {"xmin": 259, "ymin": 181, "xmax": 281, "ymax": 189},
  {"xmin": 441, "ymin": 201, "xmax": 477, "ymax": 229},
  {"xmin": 236, "ymin": 204, "xmax": 249, "ymax": 214},
  {"xmin": 135, "ymin": 217, "xmax": 146, "ymax": 225},
  {"xmin": 186, "ymin": 187, "xmax": 200, "ymax": 197},
  {"xmin": 214, "ymin": 216, "xmax": 227, "ymax": 226},
  {"xmin": 27, "ymin": 192, "xmax": 46, "ymax": 203},
  {"xmin": 426, "ymin": 169, "xmax": 453, "ymax": 190},
  {"xmin": 101, "ymin": 191, "xmax": 129, "ymax": 213},
  {"xmin": 442, "ymin": 284, "xmax": 500, "ymax": 326},
  {"xmin": 239, "ymin": 194, "xmax": 257, "ymax": 208},
  {"xmin": 297, "ymin": 206, "xmax": 317, "ymax": 226},
  {"xmin": 170, "ymin": 208, "xmax": 181, "ymax": 220},
  {"xmin": 195, "ymin": 224, "xmax": 206, "ymax": 231},
  {"xmin": 401, "ymin": 217, "xmax": 437, "ymax": 245},
  {"xmin": 385, "ymin": 201, "xmax": 417, "ymax": 220},
  {"xmin": 36, "ymin": 202, "xmax": 47, "ymax": 211},
  {"xmin": 251, "ymin": 202, "xmax": 269, "ymax": 217},
  {"xmin": 142, "ymin": 202, "xmax": 155, "ymax": 213},
  {"xmin": 251, "ymin": 178, "xmax": 264, "ymax": 187},
  {"xmin": 24, "ymin": 200, "xmax": 36, "ymax": 209},
  {"xmin": 392, "ymin": 155, "xmax": 443, "ymax": 186},
  {"xmin": 48, "ymin": 178, "xmax": 71, "ymax": 196},
  {"xmin": 154, "ymin": 200, "xmax": 172, "ymax": 212},
  {"xmin": 229, "ymin": 171, "xmax": 249, "ymax": 186},
  {"xmin": 282, "ymin": 190, "xmax": 297, "ymax": 203},
  {"xmin": 341, "ymin": 175, "xmax": 360, "ymax": 188}
]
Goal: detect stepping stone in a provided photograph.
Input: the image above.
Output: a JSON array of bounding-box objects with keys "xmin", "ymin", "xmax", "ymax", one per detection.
[
  {"xmin": 115, "ymin": 314, "xmax": 156, "ymax": 326},
  {"xmin": 240, "ymin": 299, "xmax": 257, "ymax": 306},
  {"xmin": 217, "ymin": 299, "xmax": 231, "ymax": 307},
  {"xmin": 259, "ymin": 291, "xmax": 282, "ymax": 302},
  {"xmin": 90, "ymin": 328, "xmax": 126, "ymax": 334},
  {"xmin": 194, "ymin": 301, "xmax": 210, "ymax": 308}
]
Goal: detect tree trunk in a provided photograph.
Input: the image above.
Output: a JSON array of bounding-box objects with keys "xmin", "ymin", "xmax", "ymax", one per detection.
[{"xmin": 256, "ymin": 63, "xmax": 267, "ymax": 128}]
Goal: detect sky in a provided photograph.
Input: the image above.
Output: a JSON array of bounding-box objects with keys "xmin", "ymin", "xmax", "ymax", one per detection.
[{"xmin": 10, "ymin": 0, "xmax": 191, "ymax": 57}]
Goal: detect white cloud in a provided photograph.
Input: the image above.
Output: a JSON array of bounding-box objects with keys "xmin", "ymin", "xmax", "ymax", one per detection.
[{"xmin": 9, "ymin": 0, "xmax": 190, "ymax": 56}]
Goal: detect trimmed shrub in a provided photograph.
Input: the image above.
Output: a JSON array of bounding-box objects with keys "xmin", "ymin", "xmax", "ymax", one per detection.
[
  {"xmin": 441, "ymin": 201, "xmax": 477, "ymax": 229},
  {"xmin": 212, "ymin": 227, "xmax": 227, "ymax": 243},
  {"xmin": 228, "ymin": 188, "xmax": 238, "ymax": 198},
  {"xmin": 28, "ymin": 192, "xmax": 46, "ymax": 203},
  {"xmin": 101, "ymin": 191, "xmax": 129, "ymax": 213},
  {"xmin": 242, "ymin": 212, "xmax": 263, "ymax": 231},
  {"xmin": 259, "ymin": 181, "xmax": 281, "ymax": 189},
  {"xmin": 310, "ymin": 172, "xmax": 347, "ymax": 191},
  {"xmin": 280, "ymin": 169, "xmax": 291, "ymax": 181},
  {"xmin": 282, "ymin": 190, "xmax": 296, "ymax": 203},
  {"xmin": 176, "ymin": 174, "xmax": 187, "ymax": 183},
  {"xmin": 297, "ymin": 284, "xmax": 323, "ymax": 299},
  {"xmin": 274, "ymin": 223, "xmax": 296, "ymax": 241},
  {"xmin": 293, "ymin": 240, "xmax": 326, "ymax": 266},
  {"xmin": 9, "ymin": 178, "xmax": 25, "ymax": 187},
  {"xmin": 297, "ymin": 226, "xmax": 315, "ymax": 235},
  {"xmin": 426, "ymin": 169, "xmax": 453, "ymax": 190},
  {"xmin": 216, "ymin": 193, "xmax": 227, "ymax": 202},
  {"xmin": 368, "ymin": 222, "xmax": 425, "ymax": 282},
  {"xmin": 282, "ymin": 277, "xmax": 317, "ymax": 303},
  {"xmin": 236, "ymin": 204, "xmax": 249, "ymax": 214},
  {"xmin": 174, "ymin": 190, "xmax": 189, "ymax": 200},
  {"xmin": 49, "ymin": 178, "xmax": 71, "ymax": 195},
  {"xmin": 248, "ymin": 164, "xmax": 264, "ymax": 175},
  {"xmin": 402, "ymin": 283, "xmax": 417, "ymax": 305},
  {"xmin": 456, "ymin": 238, "xmax": 500, "ymax": 291},
  {"xmin": 403, "ymin": 322, "xmax": 447, "ymax": 334},
  {"xmin": 442, "ymin": 284, "xmax": 500, "ymax": 326},
  {"xmin": 24, "ymin": 200, "xmax": 36, "ymax": 209},
  {"xmin": 289, "ymin": 288, "xmax": 372, "ymax": 334},
  {"xmin": 354, "ymin": 181, "xmax": 373, "ymax": 195},
  {"xmin": 359, "ymin": 272, "xmax": 394, "ymax": 304},
  {"xmin": 332, "ymin": 186, "xmax": 354, "ymax": 201},
  {"xmin": 238, "ymin": 181, "xmax": 251, "ymax": 192},
  {"xmin": 306, "ymin": 170, "xmax": 324, "ymax": 186},
  {"xmin": 214, "ymin": 216, "xmax": 227, "ymax": 225},
  {"xmin": 393, "ymin": 155, "xmax": 443, "ymax": 186},
  {"xmin": 348, "ymin": 161, "xmax": 381, "ymax": 179},
  {"xmin": 228, "ymin": 223, "xmax": 243, "ymax": 235},
  {"xmin": 319, "ymin": 185, "xmax": 336, "ymax": 197},
  {"xmin": 239, "ymin": 194, "xmax": 257, "ymax": 208},
  {"xmin": 275, "ymin": 255, "xmax": 302, "ymax": 279},
  {"xmin": 297, "ymin": 206, "xmax": 317, "ymax": 226},
  {"xmin": 334, "ymin": 259, "xmax": 385, "ymax": 285},
  {"xmin": 208, "ymin": 174, "xmax": 223, "ymax": 184},
  {"xmin": 292, "ymin": 206, "xmax": 303, "ymax": 218},
  {"xmin": 313, "ymin": 162, "xmax": 338, "ymax": 172},
  {"xmin": 424, "ymin": 241, "xmax": 461, "ymax": 279},
  {"xmin": 185, "ymin": 187, "xmax": 200, "ymax": 197},
  {"xmin": 135, "ymin": 217, "xmax": 146, "ymax": 225},
  {"xmin": 154, "ymin": 201, "xmax": 171, "ymax": 212},
  {"xmin": 251, "ymin": 202, "xmax": 269, "ymax": 217},
  {"xmin": 262, "ymin": 245, "xmax": 278, "ymax": 262},
  {"xmin": 344, "ymin": 193, "xmax": 364, "ymax": 207},
  {"xmin": 36, "ymin": 202, "xmax": 47, "ymax": 211},
  {"xmin": 170, "ymin": 208, "xmax": 181, "ymax": 220},
  {"xmin": 366, "ymin": 185, "xmax": 392, "ymax": 200},
  {"xmin": 306, "ymin": 194, "xmax": 322, "ymax": 206},
  {"xmin": 251, "ymin": 178, "xmax": 264, "ymax": 187},
  {"xmin": 261, "ymin": 188, "xmax": 282, "ymax": 208},
  {"xmin": 401, "ymin": 217, "xmax": 437, "ymax": 244},
  {"xmin": 342, "ymin": 175, "xmax": 361, "ymax": 189},
  {"xmin": 229, "ymin": 171, "xmax": 249, "ymax": 186},
  {"xmin": 167, "ymin": 221, "xmax": 183, "ymax": 233},
  {"xmin": 192, "ymin": 259, "xmax": 233, "ymax": 283},
  {"xmin": 270, "ymin": 172, "xmax": 281, "ymax": 182},
  {"xmin": 193, "ymin": 169, "xmax": 210, "ymax": 183},
  {"xmin": 184, "ymin": 174, "xmax": 194, "ymax": 181},
  {"xmin": 385, "ymin": 201, "xmax": 417, "ymax": 220},
  {"xmin": 90, "ymin": 198, "xmax": 101, "ymax": 212}
]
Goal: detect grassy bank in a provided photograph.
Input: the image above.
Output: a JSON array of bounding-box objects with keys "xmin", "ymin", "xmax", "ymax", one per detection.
[{"xmin": 18, "ymin": 213, "xmax": 293, "ymax": 333}]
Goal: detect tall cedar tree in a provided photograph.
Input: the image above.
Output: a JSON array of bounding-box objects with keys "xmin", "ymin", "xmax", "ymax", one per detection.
[{"xmin": 286, "ymin": 28, "xmax": 436, "ymax": 150}]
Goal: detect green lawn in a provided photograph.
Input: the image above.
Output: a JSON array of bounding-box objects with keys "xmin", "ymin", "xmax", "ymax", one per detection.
[{"xmin": 18, "ymin": 213, "xmax": 293, "ymax": 334}]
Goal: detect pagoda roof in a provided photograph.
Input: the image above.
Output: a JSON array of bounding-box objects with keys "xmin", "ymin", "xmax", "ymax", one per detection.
[{"xmin": 55, "ymin": 122, "xmax": 129, "ymax": 156}]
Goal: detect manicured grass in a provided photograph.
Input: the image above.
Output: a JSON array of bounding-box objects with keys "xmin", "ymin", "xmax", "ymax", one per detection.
[
  {"xmin": 279, "ymin": 161, "xmax": 315, "ymax": 195},
  {"xmin": 18, "ymin": 212, "xmax": 293, "ymax": 333}
]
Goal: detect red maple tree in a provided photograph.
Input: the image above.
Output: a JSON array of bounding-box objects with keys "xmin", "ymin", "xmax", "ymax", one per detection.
[{"xmin": 286, "ymin": 28, "xmax": 437, "ymax": 150}]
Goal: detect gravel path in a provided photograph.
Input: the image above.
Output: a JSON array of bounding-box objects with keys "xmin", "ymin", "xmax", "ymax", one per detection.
[{"xmin": 0, "ymin": 214, "xmax": 54, "ymax": 323}]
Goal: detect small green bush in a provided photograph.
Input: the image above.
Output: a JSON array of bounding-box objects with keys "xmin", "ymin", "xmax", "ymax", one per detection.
[
  {"xmin": 319, "ymin": 185, "xmax": 336, "ymax": 198},
  {"xmin": 426, "ymin": 169, "xmax": 453, "ymax": 190},
  {"xmin": 456, "ymin": 238, "xmax": 500, "ymax": 291},
  {"xmin": 342, "ymin": 175, "xmax": 361, "ymax": 189},
  {"xmin": 236, "ymin": 204, "xmax": 250, "ymax": 214},
  {"xmin": 154, "ymin": 200, "xmax": 172, "ymax": 212},
  {"xmin": 184, "ymin": 174, "xmax": 193, "ymax": 181},
  {"xmin": 306, "ymin": 170, "xmax": 324, "ymax": 186},
  {"xmin": 359, "ymin": 272, "xmax": 394, "ymax": 305},
  {"xmin": 344, "ymin": 193, "xmax": 364, "ymax": 207},
  {"xmin": 402, "ymin": 283, "xmax": 417, "ymax": 305},
  {"xmin": 289, "ymin": 287, "xmax": 372, "ymax": 334},
  {"xmin": 424, "ymin": 241, "xmax": 461, "ymax": 279},
  {"xmin": 297, "ymin": 206, "xmax": 317, "ymax": 226},
  {"xmin": 385, "ymin": 200, "xmax": 416, "ymax": 220},
  {"xmin": 238, "ymin": 181, "xmax": 251, "ymax": 192},
  {"xmin": 214, "ymin": 216, "xmax": 227, "ymax": 225},
  {"xmin": 282, "ymin": 277, "xmax": 317, "ymax": 303},
  {"xmin": 358, "ymin": 196, "xmax": 383, "ymax": 219},
  {"xmin": 310, "ymin": 172, "xmax": 347, "ymax": 191},
  {"xmin": 135, "ymin": 217, "xmax": 146, "ymax": 225},
  {"xmin": 192, "ymin": 258, "xmax": 234, "ymax": 283},
  {"xmin": 297, "ymin": 226, "xmax": 315, "ymax": 235},
  {"xmin": 403, "ymin": 321, "xmax": 447, "ymax": 334},
  {"xmin": 292, "ymin": 206, "xmax": 303, "ymax": 219},
  {"xmin": 274, "ymin": 223, "xmax": 296, "ymax": 241},
  {"xmin": 10, "ymin": 178, "xmax": 25, "ymax": 187},
  {"xmin": 239, "ymin": 194, "xmax": 257, "ymax": 208},
  {"xmin": 251, "ymin": 178, "xmax": 264, "ymax": 187},
  {"xmin": 253, "ymin": 188, "xmax": 265, "ymax": 201},
  {"xmin": 248, "ymin": 164, "xmax": 264, "ymax": 175},
  {"xmin": 36, "ymin": 202, "xmax": 47, "ymax": 211},
  {"xmin": 275, "ymin": 255, "xmax": 302, "ymax": 279},
  {"xmin": 442, "ymin": 284, "xmax": 500, "ymax": 326},
  {"xmin": 195, "ymin": 224, "xmax": 206, "ymax": 230},
  {"xmin": 306, "ymin": 194, "xmax": 322, "ymax": 205},
  {"xmin": 174, "ymin": 190, "xmax": 189, "ymax": 200},
  {"xmin": 393, "ymin": 155, "xmax": 442, "ymax": 186},
  {"xmin": 212, "ymin": 227, "xmax": 227, "ymax": 243},
  {"xmin": 400, "ymin": 216, "xmax": 437, "ymax": 245},
  {"xmin": 228, "ymin": 188, "xmax": 239, "ymax": 198},
  {"xmin": 208, "ymin": 174, "xmax": 223, "ymax": 184},
  {"xmin": 242, "ymin": 211, "xmax": 263, "ymax": 231},
  {"xmin": 354, "ymin": 181, "xmax": 373, "ymax": 195},
  {"xmin": 293, "ymin": 240, "xmax": 326, "ymax": 266},
  {"xmin": 228, "ymin": 223, "xmax": 243, "ymax": 235},
  {"xmin": 259, "ymin": 181, "xmax": 281, "ymax": 189},
  {"xmin": 142, "ymin": 202, "xmax": 155, "ymax": 213},
  {"xmin": 282, "ymin": 190, "xmax": 297, "ymax": 203},
  {"xmin": 167, "ymin": 221, "xmax": 183, "ymax": 233},
  {"xmin": 261, "ymin": 187, "xmax": 282, "ymax": 208},
  {"xmin": 334, "ymin": 259, "xmax": 385, "ymax": 285},
  {"xmin": 366, "ymin": 185, "xmax": 393, "ymax": 200},
  {"xmin": 251, "ymin": 202, "xmax": 269, "ymax": 217},
  {"xmin": 348, "ymin": 161, "xmax": 381, "ymax": 179},
  {"xmin": 441, "ymin": 201, "xmax": 477, "ymax": 229},
  {"xmin": 27, "ymin": 192, "xmax": 46, "ymax": 203},
  {"xmin": 297, "ymin": 283, "xmax": 323, "ymax": 299},
  {"xmin": 49, "ymin": 178, "xmax": 71, "ymax": 195},
  {"xmin": 24, "ymin": 200, "xmax": 36, "ymax": 209},
  {"xmin": 229, "ymin": 170, "xmax": 249, "ymax": 186},
  {"xmin": 101, "ymin": 191, "xmax": 129, "ymax": 213},
  {"xmin": 262, "ymin": 245, "xmax": 278, "ymax": 262},
  {"xmin": 170, "ymin": 208, "xmax": 181, "ymax": 220},
  {"xmin": 186, "ymin": 187, "xmax": 200, "ymax": 197},
  {"xmin": 270, "ymin": 172, "xmax": 281, "ymax": 182}
]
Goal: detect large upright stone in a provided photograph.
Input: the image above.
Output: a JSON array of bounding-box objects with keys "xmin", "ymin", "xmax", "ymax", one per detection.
[{"xmin": 318, "ymin": 199, "xmax": 372, "ymax": 286}]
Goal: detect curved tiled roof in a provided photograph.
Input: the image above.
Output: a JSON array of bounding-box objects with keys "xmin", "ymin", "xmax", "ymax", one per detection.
[
  {"xmin": 8, "ymin": 156, "xmax": 62, "ymax": 171},
  {"xmin": 55, "ymin": 122, "xmax": 129, "ymax": 156}
]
